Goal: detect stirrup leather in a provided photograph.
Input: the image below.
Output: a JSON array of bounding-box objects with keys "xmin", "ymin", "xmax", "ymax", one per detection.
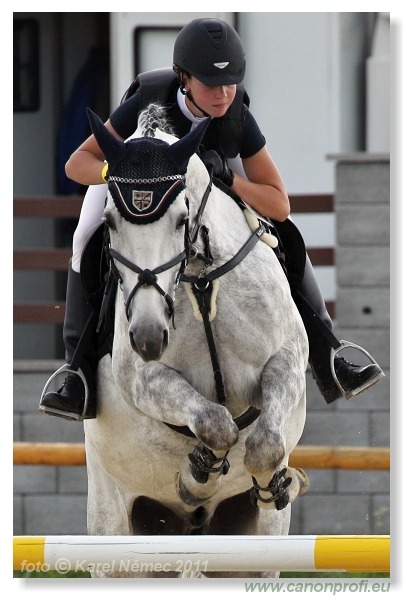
[{"xmin": 330, "ymin": 341, "xmax": 384, "ymax": 400}]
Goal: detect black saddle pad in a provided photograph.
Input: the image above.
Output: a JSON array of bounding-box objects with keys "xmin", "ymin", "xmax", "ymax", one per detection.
[
  {"xmin": 80, "ymin": 224, "xmax": 115, "ymax": 360},
  {"xmin": 271, "ymin": 218, "xmax": 306, "ymax": 291},
  {"xmin": 80, "ymin": 224, "xmax": 108, "ymax": 306}
]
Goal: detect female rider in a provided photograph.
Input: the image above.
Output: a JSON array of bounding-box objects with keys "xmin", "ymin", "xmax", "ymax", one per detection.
[{"xmin": 40, "ymin": 17, "xmax": 383, "ymax": 420}]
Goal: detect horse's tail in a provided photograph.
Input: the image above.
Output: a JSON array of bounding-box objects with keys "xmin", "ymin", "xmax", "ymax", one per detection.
[{"xmin": 138, "ymin": 103, "xmax": 175, "ymax": 138}]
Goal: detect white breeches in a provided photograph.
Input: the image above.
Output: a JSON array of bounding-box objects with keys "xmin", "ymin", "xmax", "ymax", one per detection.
[{"xmin": 72, "ymin": 184, "xmax": 108, "ymax": 272}]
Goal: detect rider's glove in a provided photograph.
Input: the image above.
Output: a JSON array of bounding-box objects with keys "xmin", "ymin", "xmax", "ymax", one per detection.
[{"xmin": 200, "ymin": 150, "xmax": 234, "ymax": 188}]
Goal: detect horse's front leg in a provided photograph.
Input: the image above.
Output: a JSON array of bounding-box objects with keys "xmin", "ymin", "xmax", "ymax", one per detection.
[
  {"xmin": 120, "ymin": 359, "xmax": 238, "ymax": 505},
  {"xmin": 130, "ymin": 360, "xmax": 239, "ymax": 450},
  {"xmin": 177, "ymin": 440, "xmax": 231, "ymax": 507},
  {"xmin": 244, "ymin": 342, "xmax": 310, "ymax": 510}
]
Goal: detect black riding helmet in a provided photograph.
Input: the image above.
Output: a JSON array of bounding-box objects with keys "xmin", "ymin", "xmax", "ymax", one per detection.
[{"xmin": 173, "ymin": 18, "xmax": 245, "ymax": 85}]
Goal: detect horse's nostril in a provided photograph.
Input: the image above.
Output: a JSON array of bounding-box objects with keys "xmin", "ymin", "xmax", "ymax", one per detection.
[
  {"xmin": 129, "ymin": 331, "xmax": 138, "ymax": 353},
  {"xmin": 163, "ymin": 329, "xmax": 169, "ymax": 349}
]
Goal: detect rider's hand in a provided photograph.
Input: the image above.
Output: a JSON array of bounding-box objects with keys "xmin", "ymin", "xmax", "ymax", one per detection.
[{"xmin": 200, "ymin": 150, "xmax": 234, "ymax": 188}]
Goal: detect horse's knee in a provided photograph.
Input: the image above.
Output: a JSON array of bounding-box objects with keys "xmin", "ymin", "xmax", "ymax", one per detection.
[
  {"xmin": 244, "ymin": 428, "xmax": 286, "ymax": 474},
  {"xmin": 191, "ymin": 404, "xmax": 239, "ymax": 452}
]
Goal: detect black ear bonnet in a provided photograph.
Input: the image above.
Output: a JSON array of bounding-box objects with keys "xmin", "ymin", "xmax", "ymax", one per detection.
[
  {"xmin": 86, "ymin": 108, "xmax": 211, "ymax": 225},
  {"xmin": 107, "ymin": 137, "xmax": 186, "ymax": 225}
]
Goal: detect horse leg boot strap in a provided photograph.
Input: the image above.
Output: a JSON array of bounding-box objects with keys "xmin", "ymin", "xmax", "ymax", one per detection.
[
  {"xmin": 294, "ymin": 256, "xmax": 384, "ymax": 404},
  {"xmin": 39, "ymin": 263, "xmax": 97, "ymax": 420}
]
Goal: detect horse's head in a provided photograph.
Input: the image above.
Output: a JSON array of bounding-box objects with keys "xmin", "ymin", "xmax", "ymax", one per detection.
[{"xmin": 87, "ymin": 107, "xmax": 210, "ymax": 362}]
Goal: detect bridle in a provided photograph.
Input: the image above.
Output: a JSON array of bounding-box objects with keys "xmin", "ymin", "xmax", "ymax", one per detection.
[
  {"xmin": 108, "ymin": 238, "xmax": 188, "ymax": 327},
  {"xmin": 105, "ymin": 167, "xmax": 215, "ymax": 326},
  {"xmin": 106, "ymin": 174, "xmax": 189, "ymax": 327}
]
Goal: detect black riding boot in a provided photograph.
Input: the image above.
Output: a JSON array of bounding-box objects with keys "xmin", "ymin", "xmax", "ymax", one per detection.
[
  {"xmin": 39, "ymin": 264, "xmax": 97, "ymax": 420},
  {"xmin": 295, "ymin": 256, "xmax": 384, "ymax": 404}
]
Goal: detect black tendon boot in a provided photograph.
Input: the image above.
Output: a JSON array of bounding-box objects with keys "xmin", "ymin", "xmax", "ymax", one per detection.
[
  {"xmin": 39, "ymin": 264, "xmax": 97, "ymax": 420},
  {"xmin": 294, "ymin": 257, "xmax": 384, "ymax": 404}
]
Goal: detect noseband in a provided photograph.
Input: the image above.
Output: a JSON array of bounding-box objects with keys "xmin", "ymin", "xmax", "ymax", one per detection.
[{"xmin": 108, "ymin": 242, "xmax": 188, "ymax": 326}]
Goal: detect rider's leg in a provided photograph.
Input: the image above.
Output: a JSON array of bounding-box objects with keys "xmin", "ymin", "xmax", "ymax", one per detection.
[
  {"xmin": 295, "ymin": 255, "xmax": 384, "ymax": 404},
  {"xmin": 39, "ymin": 263, "xmax": 97, "ymax": 419},
  {"xmin": 39, "ymin": 184, "xmax": 107, "ymax": 420},
  {"xmin": 70, "ymin": 183, "xmax": 108, "ymax": 273}
]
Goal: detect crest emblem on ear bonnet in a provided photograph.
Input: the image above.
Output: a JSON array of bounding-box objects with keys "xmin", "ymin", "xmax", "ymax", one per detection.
[{"xmin": 86, "ymin": 108, "xmax": 211, "ymax": 223}]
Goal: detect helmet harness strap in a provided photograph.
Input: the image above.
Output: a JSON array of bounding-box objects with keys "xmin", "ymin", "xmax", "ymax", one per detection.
[{"xmin": 180, "ymin": 83, "xmax": 211, "ymax": 119}]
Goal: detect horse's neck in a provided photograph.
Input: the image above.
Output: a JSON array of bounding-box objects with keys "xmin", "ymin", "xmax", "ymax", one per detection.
[
  {"xmin": 196, "ymin": 185, "xmax": 247, "ymax": 246},
  {"xmin": 185, "ymin": 158, "xmax": 249, "ymax": 257}
]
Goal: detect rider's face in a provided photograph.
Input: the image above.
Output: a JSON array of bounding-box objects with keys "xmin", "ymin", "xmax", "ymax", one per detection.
[{"xmin": 184, "ymin": 76, "xmax": 237, "ymax": 118}]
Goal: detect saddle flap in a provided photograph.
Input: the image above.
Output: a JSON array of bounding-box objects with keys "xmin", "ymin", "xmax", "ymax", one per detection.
[
  {"xmin": 80, "ymin": 224, "xmax": 109, "ymax": 307},
  {"xmin": 271, "ymin": 218, "xmax": 307, "ymax": 291}
]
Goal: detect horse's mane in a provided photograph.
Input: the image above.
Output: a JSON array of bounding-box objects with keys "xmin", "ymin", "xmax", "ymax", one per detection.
[{"xmin": 137, "ymin": 103, "xmax": 175, "ymax": 138}]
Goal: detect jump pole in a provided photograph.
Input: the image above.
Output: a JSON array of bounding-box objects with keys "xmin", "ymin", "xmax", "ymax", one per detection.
[
  {"xmin": 13, "ymin": 535, "xmax": 390, "ymax": 573},
  {"xmin": 13, "ymin": 442, "xmax": 390, "ymax": 470}
]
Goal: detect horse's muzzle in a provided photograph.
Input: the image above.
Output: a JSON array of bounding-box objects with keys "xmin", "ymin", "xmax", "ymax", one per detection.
[{"xmin": 129, "ymin": 327, "xmax": 169, "ymax": 362}]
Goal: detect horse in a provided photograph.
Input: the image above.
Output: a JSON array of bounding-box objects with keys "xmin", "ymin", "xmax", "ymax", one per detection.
[{"xmin": 83, "ymin": 104, "xmax": 310, "ymax": 578}]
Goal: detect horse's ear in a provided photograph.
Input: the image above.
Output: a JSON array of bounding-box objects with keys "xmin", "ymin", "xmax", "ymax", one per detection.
[
  {"xmin": 86, "ymin": 107, "xmax": 126, "ymax": 168},
  {"xmin": 169, "ymin": 118, "xmax": 211, "ymax": 174}
]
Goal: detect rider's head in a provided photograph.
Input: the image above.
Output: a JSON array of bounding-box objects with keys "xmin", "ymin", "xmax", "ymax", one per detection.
[
  {"xmin": 173, "ymin": 18, "xmax": 245, "ymax": 118},
  {"xmin": 173, "ymin": 18, "xmax": 245, "ymax": 86}
]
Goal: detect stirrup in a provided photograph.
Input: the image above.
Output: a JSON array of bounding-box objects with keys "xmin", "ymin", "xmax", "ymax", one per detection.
[
  {"xmin": 39, "ymin": 364, "xmax": 90, "ymax": 420},
  {"xmin": 330, "ymin": 341, "xmax": 384, "ymax": 400}
]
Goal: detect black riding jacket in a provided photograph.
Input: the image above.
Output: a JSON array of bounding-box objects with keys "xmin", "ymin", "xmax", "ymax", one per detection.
[{"xmin": 109, "ymin": 68, "xmax": 266, "ymax": 160}]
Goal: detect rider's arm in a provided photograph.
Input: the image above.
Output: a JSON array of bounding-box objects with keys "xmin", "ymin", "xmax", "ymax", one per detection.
[
  {"xmin": 234, "ymin": 147, "xmax": 290, "ymax": 222},
  {"xmin": 65, "ymin": 92, "xmax": 141, "ymax": 186},
  {"xmin": 232, "ymin": 108, "xmax": 290, "ymax": 222},
  {"xmin": 65, "ymin": 120, "xmax": 123, "ymax": 185}
]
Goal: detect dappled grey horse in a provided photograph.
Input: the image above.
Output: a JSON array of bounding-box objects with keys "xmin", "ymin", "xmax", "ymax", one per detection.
[{"xmin": 84, "ymin": 105, "xmax": 309, "ymax": 578}]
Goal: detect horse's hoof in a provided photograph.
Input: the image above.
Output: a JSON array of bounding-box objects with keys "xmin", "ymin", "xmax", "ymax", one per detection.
[
  {"xmin": 176, "ymin": 472, "xmax": 214, "ymax": 507},
  {"xmin": 296, "ymin": 467, "xmax": 310, "ymax": 495}
]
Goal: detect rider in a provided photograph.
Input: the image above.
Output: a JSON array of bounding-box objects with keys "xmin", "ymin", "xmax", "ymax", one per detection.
[{"xmin": 39, "ymin": 17, "xmax": 384, "ymax": 421}]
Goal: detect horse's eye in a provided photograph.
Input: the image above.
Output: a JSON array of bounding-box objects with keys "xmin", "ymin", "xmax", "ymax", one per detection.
[
  {"xmin": 103, "ymin": 213, "xmax": 116, "ymax": 231},
  {"xmin": 177, "ymin": 214, "xmax": 188, "ymax": 229}
]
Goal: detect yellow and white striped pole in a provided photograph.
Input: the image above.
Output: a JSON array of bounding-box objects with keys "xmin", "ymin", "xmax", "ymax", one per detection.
[{"xmin": 13, "ymin": 535, "xmax": 390, "ymax": 574}]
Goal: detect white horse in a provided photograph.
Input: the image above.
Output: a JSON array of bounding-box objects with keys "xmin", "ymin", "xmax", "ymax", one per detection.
[{"xmin": 84, "ymin": 105, "xmax": 310, "ymax": 578}]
